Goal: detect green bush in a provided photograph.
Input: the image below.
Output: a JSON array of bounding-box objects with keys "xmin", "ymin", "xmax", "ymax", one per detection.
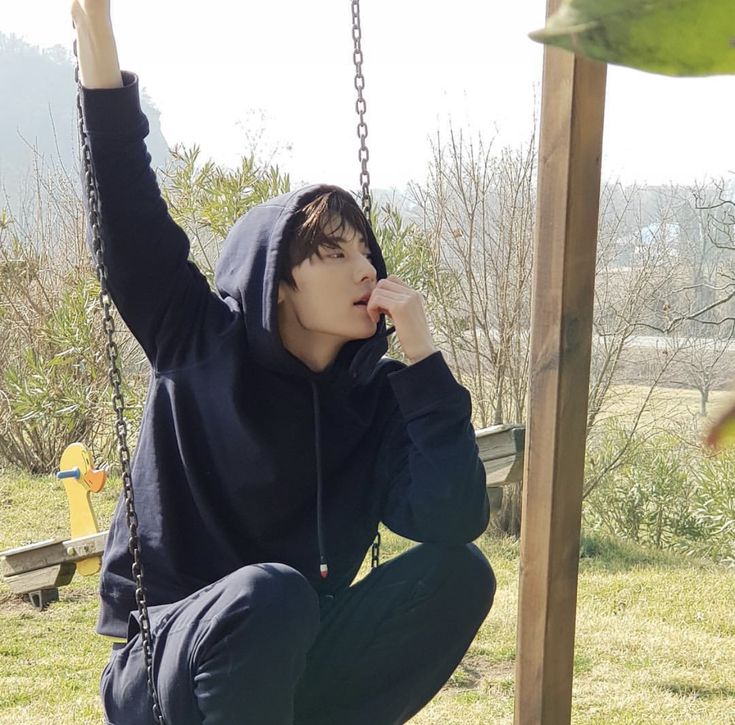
[
  {"xmin": 584, "ymin": 424, "xmax": 735, "ymax": 566},
  {"xmin": 0, "ymin": 274, "xmax": 144, "ymax": 474},
  {"xmin": 687, "ymin": 452, "xmax": 735, "ymax": 565},
  {"xmin": 0, "ymin": 143, "xmax": 291, "ymax": 475},
  {"xmin": 160, "ymin": 144, "xmax": 291, "ymax": 282},
  {"xmin": 1, "ymin": 144, "xmax": 439, "ymax": 475}
]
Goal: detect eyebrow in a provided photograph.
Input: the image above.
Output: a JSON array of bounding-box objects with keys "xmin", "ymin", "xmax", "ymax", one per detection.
[{"xmin": 335, "ymin": 236, "xmax": 369, "ymax": 248}]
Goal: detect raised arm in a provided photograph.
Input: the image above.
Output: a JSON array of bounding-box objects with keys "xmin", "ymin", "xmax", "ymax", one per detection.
[
  {"xmin": 71, "ymin": 1, "xmax": 229, "ymax": 370},
  {"xmin": 71, "ymin": 0, "xmax": 123, "ymax": 89}
]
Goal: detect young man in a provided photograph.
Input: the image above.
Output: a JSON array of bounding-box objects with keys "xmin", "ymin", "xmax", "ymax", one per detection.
[{"xmin": 73, "ymin": 2, "xmax": 495, "ymax": 724}]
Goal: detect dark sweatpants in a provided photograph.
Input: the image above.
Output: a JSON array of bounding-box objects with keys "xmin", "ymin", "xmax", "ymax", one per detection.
[{"xmin": 100, "ymin": 542, "xmax": 496, "ymax": 725}]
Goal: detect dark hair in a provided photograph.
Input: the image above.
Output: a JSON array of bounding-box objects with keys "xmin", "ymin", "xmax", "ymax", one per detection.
[{"xmin": 279, "ymin": 187, "xmax": 371, "ymax": 289}]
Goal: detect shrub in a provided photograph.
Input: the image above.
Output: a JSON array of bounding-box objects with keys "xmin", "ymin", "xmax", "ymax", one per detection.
[
  {"xmin": 0, "ymin": 159, "xmax": 145, "ymax": 474},
  {"xmin": 160, "ymin": 144, "xmax": 291, "ymax": 282},
  {"xmin": 0, "ymin": 142, "xmax": 445, "ymax": 475},
  {"xmin": 686, "ymin": 452, "xmax": 735, "ymax": 565},
  {"xmin": 584, "ymin": 424, "xmax": 735, "ymax": 566},
  {"xmin": 0, "ymin": 272, "xmax": 144, "ymax": 473}
]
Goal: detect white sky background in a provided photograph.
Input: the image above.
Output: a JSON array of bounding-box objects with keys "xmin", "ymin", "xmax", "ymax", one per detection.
[{"xmin": 3, "ymin": 0, "xmax": 734, "ymax": 191}]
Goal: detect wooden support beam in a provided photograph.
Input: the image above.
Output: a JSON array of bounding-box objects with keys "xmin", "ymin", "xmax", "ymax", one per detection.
[{"xmin": 514, "ymin": 3, "xmax": 607, "ymax": 722}]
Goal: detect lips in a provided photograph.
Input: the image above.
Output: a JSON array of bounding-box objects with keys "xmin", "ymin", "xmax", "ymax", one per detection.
[{"xmin": 353, "ymin": 293, "xmax": 371, "ymax": 305}]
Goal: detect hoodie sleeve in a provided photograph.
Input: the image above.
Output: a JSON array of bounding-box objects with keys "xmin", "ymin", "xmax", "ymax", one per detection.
[
  {"xmin": 375, "ymin": 351, "xmax": 490, "ymax": 544},
  {"xmin": 79, "ymin": 71, "xmax": 229, "ymax": 369}
]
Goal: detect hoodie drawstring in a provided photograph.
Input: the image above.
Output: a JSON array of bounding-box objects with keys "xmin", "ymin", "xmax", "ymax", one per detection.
[
  {"xmin": 310, "ymin": 381, "xmax": 329, "ymax": 579},
  {"xmin": 309, "ymin": 324, "xmax": 396, "ymax": 581}
]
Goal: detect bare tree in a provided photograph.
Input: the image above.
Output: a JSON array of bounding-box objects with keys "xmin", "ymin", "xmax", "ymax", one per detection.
[
  {"xmin": 665, "ymin": 324, "xmax": 735, "ymax": 417},
  {"xmin": 409, "ymin": 133, "xmax": 706, "ymax": 534},
  {"xmin": 585, "ymin": 179, "xmax": 735, "ymax": 497},
  {"xmin": 410, "ymin": 127, "xmax": 536, "ymax": 430}
]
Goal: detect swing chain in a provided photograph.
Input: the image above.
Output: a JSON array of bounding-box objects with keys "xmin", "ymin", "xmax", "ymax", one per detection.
[
  {"xmin": 351, "ymin": 0, "xmax": 372, "ymax": 219},
  {"xmin": 73, "ymin": 39, "xmax": 166, "ymax": 725},
  {"xmin": 371, "ymin": 530, "xmax": 381, "ymax": 570},
  {"xmin": 352, "ymin": 0, "xmax": 380, "ymax": 569}
]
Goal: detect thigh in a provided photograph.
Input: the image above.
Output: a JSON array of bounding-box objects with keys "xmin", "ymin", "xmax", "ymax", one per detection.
[
  {"xmin": 293, "ymin": 542, "xmax": 495, "ymax": 725},
  {"xmin": 100, "ymin": 645, "xmax": 157, "ymax": 725},
  {"xmin": 101, "ymin": 562, "xmax": 320, "ymax": 725}
]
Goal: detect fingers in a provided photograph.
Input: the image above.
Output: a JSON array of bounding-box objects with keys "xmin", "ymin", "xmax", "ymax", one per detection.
[
  {"xmin": 366, "ymin": 280, "xmax": 425, "ymax": 325},
  {"xmin": 367, "ymin": 276, "xmax": 435, "ymax": 361},
  {"xmin": 365, "ymin": 275, "xmax": 424, "ymax": 323},
  {"xmin": 379, "ymin": 275, "xmax": 411, "ymax": 290},
  {"xmin": 366, "ymin": 288, "xmax": 405, "ymax": 324}
]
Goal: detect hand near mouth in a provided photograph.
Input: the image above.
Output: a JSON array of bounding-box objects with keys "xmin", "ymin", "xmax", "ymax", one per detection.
[{"xmin": 366, "ymin": 275, "xmax": 437, "ymax": 365}]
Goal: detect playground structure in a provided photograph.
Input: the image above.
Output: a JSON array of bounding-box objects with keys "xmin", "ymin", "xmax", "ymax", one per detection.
[{"xmin": 0, "ymin": 443, "xmax": 108, "ymax": 610}]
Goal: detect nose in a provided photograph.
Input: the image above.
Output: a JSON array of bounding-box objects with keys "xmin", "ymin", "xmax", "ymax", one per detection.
[{"xmin": 356, "ymin": 254, "xmax": 377, "ymax": 283}]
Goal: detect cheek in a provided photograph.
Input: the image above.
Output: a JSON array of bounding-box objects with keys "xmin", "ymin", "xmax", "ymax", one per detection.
[{"xmin": 292, "ymin": 278, "xmax": 343, "ymax": 323}]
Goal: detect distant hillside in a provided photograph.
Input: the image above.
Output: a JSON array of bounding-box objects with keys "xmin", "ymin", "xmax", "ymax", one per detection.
[{"xmin": 0, "ymin": 32, "xmax": 169, "ymax": 213}]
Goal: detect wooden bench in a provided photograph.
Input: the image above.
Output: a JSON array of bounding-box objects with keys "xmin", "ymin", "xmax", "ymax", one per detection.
[
  {"xmin": 476, "ymin": 424, "xmax": 525, "ymax": 517},
  {"xmin": 477, "ymin": 424, "xmax": 525, "ymax": 487}
]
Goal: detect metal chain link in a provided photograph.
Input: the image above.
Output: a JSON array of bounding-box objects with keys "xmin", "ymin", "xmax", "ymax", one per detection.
[
  {"xmin": 351, "ymin": 0, "xmax": 372, "ymax": 220},
  {"xmin": 73, "ymin": 37, "xmax": 166, "ymax": 725},
  {"xmin": 352, "ymin": 0, "xmax": 380, "ymax": 569},
  {"xmin": 352, "ymin": 0, "xmax": 380, "ymax": 570},
  {"xmin": 371, "ymin": 530, "xmax": 381, "ymax": 570}
]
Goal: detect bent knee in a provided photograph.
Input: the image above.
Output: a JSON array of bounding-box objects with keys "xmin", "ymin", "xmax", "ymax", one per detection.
[
  {"xmin": 463, "ymin": 543, "xmax": 497, "ymax": 604},
  {"xmin": 434, "ymin": 543, "xmax": 497, "ymax": 612},
  {"xmin": 226, "ymin": 563, "xmax": 320, "ymax": 640}
]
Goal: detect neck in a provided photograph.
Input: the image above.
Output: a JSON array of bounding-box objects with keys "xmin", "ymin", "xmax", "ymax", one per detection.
[
  {"xmin": 278, "ymin": 312, "xmax": 344, "ymax": 373},
  {"xmin": 286, "ymin": 339, "xmax": 341, "ymax": 373}
]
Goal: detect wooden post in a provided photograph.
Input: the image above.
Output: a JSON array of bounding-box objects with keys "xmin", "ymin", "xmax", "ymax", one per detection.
[{"xmin": 514, "ymin": 2, "xmax": 607, "ymax": 722}]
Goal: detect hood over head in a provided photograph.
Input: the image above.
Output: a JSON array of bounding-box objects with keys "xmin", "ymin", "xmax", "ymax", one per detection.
[{"xmin": 214, "ymin": 184, "xmax": 394, "ymax": 385}]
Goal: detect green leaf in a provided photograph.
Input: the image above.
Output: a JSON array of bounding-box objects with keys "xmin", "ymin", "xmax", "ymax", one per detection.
[{"xmin": 530, "ymin": 0, "xmax": 735, "ymax": 77}]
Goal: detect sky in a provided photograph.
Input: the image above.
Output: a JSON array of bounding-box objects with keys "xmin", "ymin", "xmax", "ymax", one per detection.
[{"xmin": 3, "ymin": 0, "xmax": 734, "ymax": 191}]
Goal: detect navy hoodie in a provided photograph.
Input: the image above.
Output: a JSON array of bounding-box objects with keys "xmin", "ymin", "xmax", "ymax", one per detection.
[{"xmin": 80, "ymin": 72, "xmax": 490, "ymax": 641}]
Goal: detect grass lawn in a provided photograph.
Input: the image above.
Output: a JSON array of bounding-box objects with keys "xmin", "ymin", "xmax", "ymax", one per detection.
[
  {"xmin": 1, "ymin": 462, "xmax": 735, "ymax": 724},
  {"xmin": 597, "ymin": 384, "xmax": 733, "ymax": 435}
]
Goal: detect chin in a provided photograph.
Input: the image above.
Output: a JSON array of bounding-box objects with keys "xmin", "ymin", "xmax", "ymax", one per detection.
[{"xmin": 347, "ymin": 325, "xmax": 377, "ymax": 341}]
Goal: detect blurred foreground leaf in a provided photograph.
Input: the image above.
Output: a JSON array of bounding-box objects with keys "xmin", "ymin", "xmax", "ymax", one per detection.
[{"xmin": 530, "ymin": 0, "xmax": 735, "ymax": 77}]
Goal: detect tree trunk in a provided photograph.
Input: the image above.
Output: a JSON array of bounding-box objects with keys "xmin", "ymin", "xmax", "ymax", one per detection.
[{"xmin": 488, "ymin": 482, "xmax": 522, "ymax": 538}]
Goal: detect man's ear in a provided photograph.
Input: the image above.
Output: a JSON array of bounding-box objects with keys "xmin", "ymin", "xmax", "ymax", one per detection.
[{"xmin": 277, "ymin": 281, "xmax": 286, "ymax": 304}]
